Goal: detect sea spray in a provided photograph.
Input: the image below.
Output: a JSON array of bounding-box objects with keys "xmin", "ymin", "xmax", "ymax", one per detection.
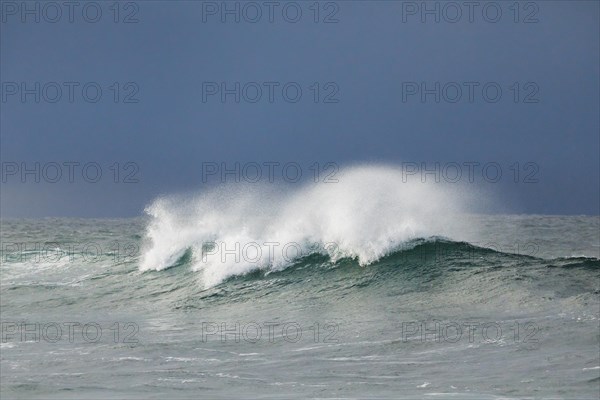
[{"xmin": 140, "ymin": 164, "xmax": 481, "ymax": 287}]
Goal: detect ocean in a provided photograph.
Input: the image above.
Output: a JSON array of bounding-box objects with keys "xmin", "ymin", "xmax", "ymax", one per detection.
[{"xmin": 1, "ymin": 167, "xmax": 599, "ymax": 399}]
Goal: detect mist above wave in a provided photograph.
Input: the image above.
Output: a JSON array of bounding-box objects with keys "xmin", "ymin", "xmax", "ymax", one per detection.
[{"xmin": 140, "ymin": 164, "xmax": 483, "ymax": 287}]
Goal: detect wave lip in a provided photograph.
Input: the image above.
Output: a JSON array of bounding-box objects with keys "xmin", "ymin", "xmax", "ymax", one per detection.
[{"xmin": 140, "ymin": 164, "xmax": 479, "ymax": 287}]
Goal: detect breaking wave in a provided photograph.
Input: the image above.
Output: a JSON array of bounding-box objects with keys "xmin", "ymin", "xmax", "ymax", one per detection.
[{"xmin": 140, "ymin": 164, "xmax": 485, "ymax": 287}]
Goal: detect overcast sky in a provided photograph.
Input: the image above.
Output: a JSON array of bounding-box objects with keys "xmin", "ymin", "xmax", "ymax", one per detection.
[{"xmin": 1, "ymin": 1, "xmax": 598, "ymax": 217}]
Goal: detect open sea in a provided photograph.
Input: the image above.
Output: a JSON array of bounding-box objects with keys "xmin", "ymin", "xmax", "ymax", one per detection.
[{"xmin": 1, "ymin": 167, "xmax": 599, "ymax": 399}]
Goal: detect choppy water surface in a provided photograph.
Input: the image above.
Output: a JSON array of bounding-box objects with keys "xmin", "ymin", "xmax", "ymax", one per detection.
[{"xmin": 1, "ymin": 170, "xmax": 598, "ymax": 399}]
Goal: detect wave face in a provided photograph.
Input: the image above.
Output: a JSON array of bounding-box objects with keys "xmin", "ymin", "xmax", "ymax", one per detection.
[{"xmin": 140, "ymin": 165, "xmax": 480, "ymax": 287}]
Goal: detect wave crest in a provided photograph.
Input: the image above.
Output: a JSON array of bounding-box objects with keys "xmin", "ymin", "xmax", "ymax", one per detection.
[{"xmin": 140, "ymin": 164, "xmax": 480, "ymax": 287}]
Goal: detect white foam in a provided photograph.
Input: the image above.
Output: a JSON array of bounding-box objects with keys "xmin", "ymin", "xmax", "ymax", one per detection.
[{"xmin": 140, "ymin": 164, "xmax": 482, "ymax": 287}]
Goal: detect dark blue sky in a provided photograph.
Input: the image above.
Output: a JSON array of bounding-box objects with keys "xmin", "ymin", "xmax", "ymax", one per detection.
[{"xmin": 1, "ymin": 1, "xmax": 599, "ymax": 217}]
